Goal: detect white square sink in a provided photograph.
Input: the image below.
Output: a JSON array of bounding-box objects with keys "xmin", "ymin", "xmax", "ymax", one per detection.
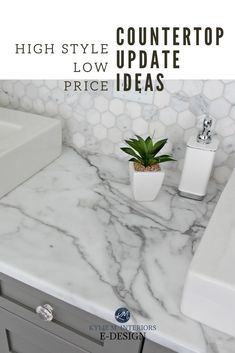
[
  {"xmin": 181, "ymin": 169, "xmax": 235, "ymax": 336},
  {"xmin": 0, "ymin": 107, "xmax": 62, "ymax": 199}
]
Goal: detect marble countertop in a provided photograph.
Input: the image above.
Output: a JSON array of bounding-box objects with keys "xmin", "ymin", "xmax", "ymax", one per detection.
[{"xmin": 0, "ymin": 146, "xmax": 234, "ymax": 353}]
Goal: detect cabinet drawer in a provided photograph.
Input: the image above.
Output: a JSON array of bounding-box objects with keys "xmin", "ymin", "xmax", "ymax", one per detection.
[
  {"xmin": 0, "ymin": 273, "xmax": 142, "ymax": 353},
  {"xmin": 0, "ymin": 306, "xmax": 89, "ymax": 353}
]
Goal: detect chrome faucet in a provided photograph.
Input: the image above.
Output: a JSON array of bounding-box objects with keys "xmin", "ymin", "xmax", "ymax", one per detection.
[{"xmin": 197, "ymin": 115, "xmax": 213, "ymax": 144}]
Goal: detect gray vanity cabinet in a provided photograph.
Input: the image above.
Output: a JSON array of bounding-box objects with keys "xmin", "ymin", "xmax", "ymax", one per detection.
[
  {"xmin": 0, "ymin": 273, "xmax": 142, "ymax": 353},
  {"xmin": 0, "ymin": 273, "xmax": 176, "ymax": 353}
]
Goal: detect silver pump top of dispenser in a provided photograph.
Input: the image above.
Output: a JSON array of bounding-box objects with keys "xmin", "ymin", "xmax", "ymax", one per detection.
[{"xmin": 197, "ymin": 115, "xmax": 213, "ymax": 144}]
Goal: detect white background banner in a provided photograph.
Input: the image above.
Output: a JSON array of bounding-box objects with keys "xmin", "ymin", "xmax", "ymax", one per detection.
[{"xmin": 0, "ymin": 0, "xmax": 234, "ymax": 79}]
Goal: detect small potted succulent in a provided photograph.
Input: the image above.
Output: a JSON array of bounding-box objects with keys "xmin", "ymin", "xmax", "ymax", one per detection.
[{"xmin": 121, "ymin": 135, "xmax": 175, "ymax": 201}]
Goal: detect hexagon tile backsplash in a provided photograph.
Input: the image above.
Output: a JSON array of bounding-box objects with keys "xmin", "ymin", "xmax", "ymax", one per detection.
[{"xmin": 0, "ymin": 80, "xmax": 235, "ymax": 185}]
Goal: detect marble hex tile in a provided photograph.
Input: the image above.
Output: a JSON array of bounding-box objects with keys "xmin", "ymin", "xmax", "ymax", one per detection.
[{"xmin": 0, "ymin": 79, "xmax": 235, "ymax": 185}]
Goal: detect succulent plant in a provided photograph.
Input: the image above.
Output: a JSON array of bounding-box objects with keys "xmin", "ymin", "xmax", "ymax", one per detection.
[{"xmin": 121, "ymin": 135, "xmax": 175, "ymax": 168}]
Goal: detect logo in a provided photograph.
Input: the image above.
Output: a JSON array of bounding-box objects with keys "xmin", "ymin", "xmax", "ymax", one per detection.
[{"xmin": 115, "ymin": 307, "xmax": 130, "ymax": 323}]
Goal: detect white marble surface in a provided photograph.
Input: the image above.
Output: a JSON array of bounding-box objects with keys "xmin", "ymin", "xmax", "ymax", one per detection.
[{"xmin": 0, "ymin": 146, "xmax": 234, "ymax": 353}]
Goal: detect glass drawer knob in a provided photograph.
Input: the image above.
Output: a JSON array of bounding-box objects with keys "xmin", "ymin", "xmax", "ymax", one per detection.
[{"xmin": 36, "ymin": 304, "xmax": 54, "ymax": 322}]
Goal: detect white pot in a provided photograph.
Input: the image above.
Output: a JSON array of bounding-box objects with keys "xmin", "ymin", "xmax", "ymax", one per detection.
[{"xmin": 129, "ymin": 163, "xmax": 165, "ymax": 201}]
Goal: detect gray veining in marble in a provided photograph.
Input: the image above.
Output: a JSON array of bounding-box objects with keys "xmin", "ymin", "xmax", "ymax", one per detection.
[{"xmin": 0, "ymin": 146, "xmax": 234, "ymax": 353}]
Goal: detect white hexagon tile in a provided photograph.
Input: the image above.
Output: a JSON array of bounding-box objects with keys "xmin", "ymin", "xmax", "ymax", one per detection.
[{"xmin": 0, "ymin": 80, "xmax": 235, "ymax": 185}]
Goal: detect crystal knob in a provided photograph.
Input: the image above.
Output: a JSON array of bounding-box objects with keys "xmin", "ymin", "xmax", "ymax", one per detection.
[{"xmin": 36, "ymin": 304, "xmax": 54, "ymax": 322}]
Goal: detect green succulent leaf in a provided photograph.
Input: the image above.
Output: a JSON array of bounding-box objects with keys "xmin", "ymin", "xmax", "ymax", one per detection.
[
  {"xmin": 125, "ymin": 140, "xmax": 143, "ymax": 155},
  {"xmin": 121, "ymin": 135, "xmax": 176, "ymax": 167},
  {"xmin": 135, "ymin": 135, "xmax": 145, "ymax": 142},
  {"xmin": 120, "ymin": 147, "xmax": 141, "ymax": 162},
  {"xmin": 149, "ymin": 158, "xmax": 158, "ymax": 166},
  {"xmin": 145, "ymin": 136, "xmax": 153, "ymax": 151},
  {"xmin": 125, "ymin": 138, "xmax": 147, "ymax": 164},
  {"xmin": 156, "ymin": 155, "xmax": 176, "ymax": 163},
  {"xmin": 129, "ymin": 158, "xmax": 140, "ymax": 163},
  {"xmin": 152, "ymin": 138, "xmax": 168, "ymax": 156}
]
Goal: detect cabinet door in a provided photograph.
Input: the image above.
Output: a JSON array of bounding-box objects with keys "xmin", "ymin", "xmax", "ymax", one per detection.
[
  {"xmin": 0, "ymin": 307, "xmax": 89, "ymax": 353},
  {"xmin": 143, "ymin": 339, "xmax": 176, "ymax": 353},
  {"xmin": 0, "ymin": 306, "xmax": 142, "ymax": 353}
]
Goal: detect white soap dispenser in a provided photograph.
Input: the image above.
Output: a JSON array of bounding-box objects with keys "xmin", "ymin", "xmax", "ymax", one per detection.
[{"xmin": 178, "ymin": 115, "xmax": 219, "ymax": 200}]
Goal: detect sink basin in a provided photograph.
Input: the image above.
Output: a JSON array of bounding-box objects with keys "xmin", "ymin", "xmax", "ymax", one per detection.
[
  {"xmin": 181, "ymin": 169, "xmax": 235, "ymax": 336},
  {"xmin": 0, "ymin": 107, "xmax": 61, "ymax": 199},
  {"xmin": 0, "ymin": 121, "xmax": 22, "ymax": 139}
]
